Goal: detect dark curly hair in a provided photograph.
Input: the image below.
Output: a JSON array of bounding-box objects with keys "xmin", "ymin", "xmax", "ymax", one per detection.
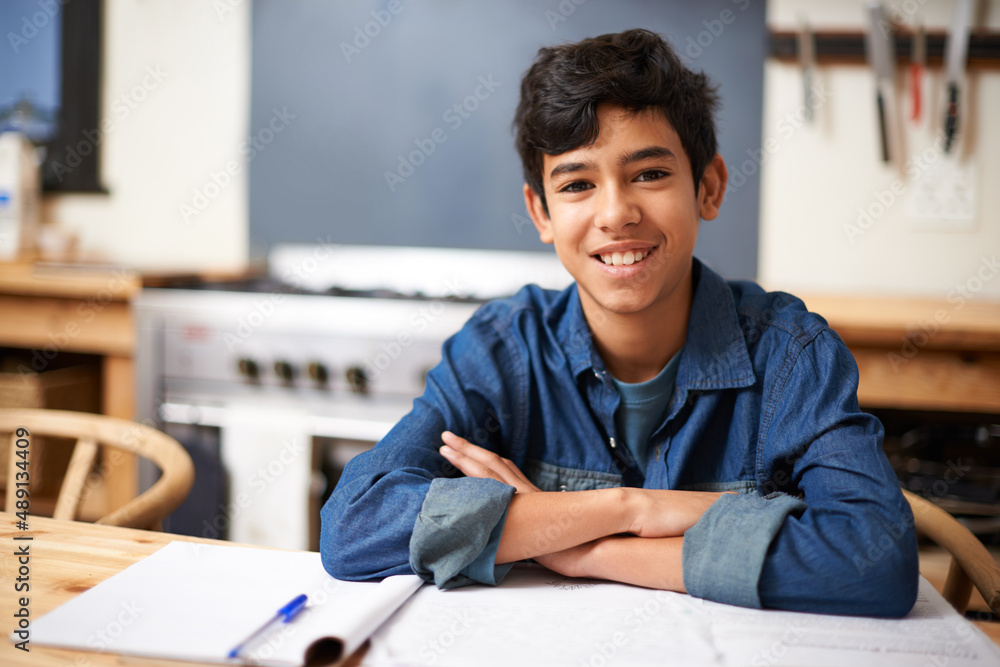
[{"xmin": 513, "ymin": 29, "xmax": 720, "ymax": 215}]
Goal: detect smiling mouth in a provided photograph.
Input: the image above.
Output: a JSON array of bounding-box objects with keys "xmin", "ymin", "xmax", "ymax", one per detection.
[{"xmin": 593, "ymin": 247, "xmax": 655, "ymax": 267}]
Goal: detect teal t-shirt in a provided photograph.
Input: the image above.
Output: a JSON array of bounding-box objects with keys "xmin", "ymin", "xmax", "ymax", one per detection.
[{"xmin": 611, "ymin": 350, "xmax": 681, "ymax": 475}]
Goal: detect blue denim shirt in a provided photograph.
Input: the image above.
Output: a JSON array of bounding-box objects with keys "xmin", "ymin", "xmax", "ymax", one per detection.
[{"xmin": 320, "ymin": 259, "xmax": 919, "ymax": 617}]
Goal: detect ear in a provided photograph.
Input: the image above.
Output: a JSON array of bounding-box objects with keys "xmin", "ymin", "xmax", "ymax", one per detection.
[
  {"xmin": 697, "ymin": 154, "xmax": 727, "ymax": 221},
  {"xmin": 523, "ymin": 183, "xmax": 554, "ymax": 244}
]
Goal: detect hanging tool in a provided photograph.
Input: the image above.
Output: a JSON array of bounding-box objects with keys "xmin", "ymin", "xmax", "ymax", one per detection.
[
  {"xmin": 910, "ymin": 19, "xmax": 925, "ymax": 123},
  {"xmin": 864, "ymin": 2, "xmax": 895, "ymax": 162},
  {"xmin": 798, "ymin": 15, "xmax": 816, "ymax": 122},
  {"xmin": 944, "ymin": 0, "xmax": 974, "ymax": 153}
]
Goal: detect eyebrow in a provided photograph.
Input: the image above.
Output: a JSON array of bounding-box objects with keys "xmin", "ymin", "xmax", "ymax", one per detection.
[
  {"xmin": 548, "ymin": 145, "xmax": 677, "ymax": 179},
  {"xmin": 549, "ymin": 161, "xmax": 591, "ymax": 179},
  {"xmin": 618, "ymin": 146, "xmax": 676, "ymax": 166}
]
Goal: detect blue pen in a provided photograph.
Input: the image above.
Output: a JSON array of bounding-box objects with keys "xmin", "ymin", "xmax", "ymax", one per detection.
[{"xmin": 228, "ymin": 594, "xmax": 309, "ymax": 660}]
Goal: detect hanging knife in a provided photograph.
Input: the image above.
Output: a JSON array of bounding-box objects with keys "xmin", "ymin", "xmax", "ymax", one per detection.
[
  {"xmin": 798, "ymin": 15, "xmax": 816, "ymax": 123},
  {"xmin": 910, "ymin": 19, "xmax": 925, "ymax": 123},
  {"xmin": 864, "ymin": 2, "xmax": 895, "ymax": 162},
  {"xmin": 944, "ymin": 0, "xmax": 974, "ymax": 153}
]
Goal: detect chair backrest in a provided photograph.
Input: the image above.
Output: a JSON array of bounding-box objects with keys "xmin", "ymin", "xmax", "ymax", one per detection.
[
  {"xmin": 0, "ymin": 408, "xmax": 194, "ymax": 530},
  {"xmin": 904, "ymin": 489, "xmax": 1000, "ymax": 615}
]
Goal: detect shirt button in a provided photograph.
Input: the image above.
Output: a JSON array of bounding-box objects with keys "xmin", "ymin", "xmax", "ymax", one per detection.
[
  {"xmin": 609, "ymin": 437, "xmax": 617, "ymax": 449},
  {"xmin": 593, "ymin": 369, "xmax": 601, "ymax": 379}
]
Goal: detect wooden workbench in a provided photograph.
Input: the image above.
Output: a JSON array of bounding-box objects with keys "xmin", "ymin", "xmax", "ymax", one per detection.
[{"xmin": 800, "ymin": 293, "xmax": 1000, "ymax": 414}]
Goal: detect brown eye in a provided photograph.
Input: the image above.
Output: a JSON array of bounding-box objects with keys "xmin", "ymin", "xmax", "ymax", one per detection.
[
  {"xmin": 559, "ymin": 181, "xmax": 593, "ymax": 193},
  {"xmin": 636, "ymin": 170, "xmax": 668, "ymax": 182}
]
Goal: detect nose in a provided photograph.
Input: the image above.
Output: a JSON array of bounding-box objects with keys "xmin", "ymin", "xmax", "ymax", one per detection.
[{"xmin": 593, "ymin": 182, "xmax": 639, "ymax": 232}]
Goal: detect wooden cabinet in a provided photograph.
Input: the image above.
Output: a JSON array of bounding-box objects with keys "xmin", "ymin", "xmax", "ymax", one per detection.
[
  {"xmin": 0, "ymin": 260, "xmax": 141, "ymax": 515},
  {"xmin": 800, "ymin": 294, "xmax": 1000, "ymax": 414}
]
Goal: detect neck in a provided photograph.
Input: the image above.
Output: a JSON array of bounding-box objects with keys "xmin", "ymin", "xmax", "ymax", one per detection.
[{"xmin": 582, "ymin": 271, "xmax": 693, "ymax": 384}]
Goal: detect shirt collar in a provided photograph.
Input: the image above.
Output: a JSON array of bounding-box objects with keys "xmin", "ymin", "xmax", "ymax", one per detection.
[
  {"xmin": 555, "ymin": 284, "xmax": 598, "ymax": 378},
  {"xmin": 556, "ymin": 258, "xmax": 755, "ymax": 391},
  {"xmin": 678, "ymin": 258, "xmax": 756, "ymax": 392}
]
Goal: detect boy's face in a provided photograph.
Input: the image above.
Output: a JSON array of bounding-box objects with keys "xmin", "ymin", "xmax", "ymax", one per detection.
[{"xmin": 524, "ymin": 104, "xmax": 726, "ymax": 324}]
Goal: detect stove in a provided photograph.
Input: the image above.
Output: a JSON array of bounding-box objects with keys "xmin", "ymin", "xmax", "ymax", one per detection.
[{"xmin": 134, "ymin": 244, "xmax": 571, "ymax": 550}]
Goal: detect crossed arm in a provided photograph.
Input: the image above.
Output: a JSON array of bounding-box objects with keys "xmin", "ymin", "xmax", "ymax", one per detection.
[{"xmin": 438, "ymin": 431, "xmax": 726, "ymax": 592}]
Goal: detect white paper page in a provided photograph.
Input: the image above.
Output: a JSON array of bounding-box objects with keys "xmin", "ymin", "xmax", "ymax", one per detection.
[
  {"xmin": 365, "ymin": 566, "xmax": 1000, "ymax": 667},
  {"xmin": 365, "ymin": 563, "xmax": 721, "ymax": 666},
  {"xmin": 24, "ymin": 541, "xmax": 423, "ymax": 667},
  {"xmin": 704, "ymin": 578, "xmax": 1000, "ymax": 667}
]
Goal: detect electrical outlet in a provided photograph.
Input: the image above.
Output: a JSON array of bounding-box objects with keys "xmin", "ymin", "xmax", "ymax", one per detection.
[{"xmin": 907, "ymin": 154, "xmax": 978, "ymax": 231}]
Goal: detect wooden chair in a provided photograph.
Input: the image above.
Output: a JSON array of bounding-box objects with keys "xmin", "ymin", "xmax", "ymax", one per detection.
[
  {"xmin": 904, "ymin": 489, "xmax": 1000, "ymax": 614},
  {"xmin": 0, "ymin": 408, "xmax": 194, "ymax": 530}
]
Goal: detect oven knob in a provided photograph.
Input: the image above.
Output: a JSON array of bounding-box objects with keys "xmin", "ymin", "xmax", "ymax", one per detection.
[
  {"xmin": 237, "ymin": 358, "xmax": 259, "ymax": 381},
  {"xmin": 274, "ymin": 360, "xmax": 296, "ymax": 383},
  {"xmin": 307, "ymin": 362, "xmax": 329, "ymax": 384},
  {"xmin": 345, "ymin": 366, "xmax": 368, "ymax": 394}
]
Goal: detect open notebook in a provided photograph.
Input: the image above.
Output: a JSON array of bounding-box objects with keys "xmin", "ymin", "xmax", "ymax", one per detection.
[
  {"xmin": 22, "ymin": 541, "xmax": 422, "ymax": 666},
  {"xmin": 17, "ymin": 540, "xmax": 1000, "ymax": 667}
]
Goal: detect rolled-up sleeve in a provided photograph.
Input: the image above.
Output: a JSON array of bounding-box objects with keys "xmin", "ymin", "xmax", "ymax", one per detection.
[
  {"xmin": 320, "ymin": 302, "xmax": 526, "ymax": 586},
  {"xmin": 409, "ymin": 477, "xmax": 516, "ymax": 589},
  {"xmin": 678, "ymin": 323, "xmax": 918, "ymax": 617},
  {"xmin": 752, "ymin": 329, "xmax": 918, "ymax": 617},
  {"xmin": 682, "ymin": 492, "xmax": 806, "ymax": 608}
]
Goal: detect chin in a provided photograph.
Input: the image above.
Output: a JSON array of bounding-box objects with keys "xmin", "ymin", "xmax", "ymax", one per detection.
[
  {"xmin": 585, "ymin": 289, "xmax": 658, "ymax": 317},
  {"xmin": 603, "ymin": 299, "xmax": 655, "ymax": 316}
]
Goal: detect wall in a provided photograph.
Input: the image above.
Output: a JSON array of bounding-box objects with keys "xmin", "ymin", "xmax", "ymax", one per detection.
[
  {"xmin": 40, "ymin": 0, "xmax": 250, "ymax": 271},
  {"xmin": 250, "ymin": 0, "xmax": 767, "ymax": 280},
  {"xmin": 760, "ymin": 0, "xmax": 1000, "ymax": 300},
  {"xmin": 23, "ymin": 2, "xmax": 768, "ymax": 277}
]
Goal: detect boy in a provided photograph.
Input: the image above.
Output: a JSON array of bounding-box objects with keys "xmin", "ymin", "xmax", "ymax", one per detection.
[{"xmin": 320, "ymin": 29, "xmax": 918, "ymax": 616}]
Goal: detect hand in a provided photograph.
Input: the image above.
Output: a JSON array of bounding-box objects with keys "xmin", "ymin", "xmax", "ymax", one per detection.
[
  {"xmin": 534, "ymin": 541, "xmax": 597, "ymax": 579},
  {"xmin": 438, "ymin": 431, "xmax": 541, "ymax": 495},
  {"xmin": 627, "ymin": 490, "xmax": 728, "ymax": 538}
]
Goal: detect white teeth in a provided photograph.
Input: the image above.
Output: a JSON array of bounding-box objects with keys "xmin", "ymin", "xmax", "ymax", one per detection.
[{"xmin": 598, "ymin": 250, "xmax": 648, "ymax": 266}]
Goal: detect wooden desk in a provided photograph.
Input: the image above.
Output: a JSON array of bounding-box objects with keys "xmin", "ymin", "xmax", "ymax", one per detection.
[
  {"xmin": 1, "ymin": 512, "xmax": 997, "ymax": 666},
  {"xmin": 0, "ymin": 512, "xmax": 369, "ymax": 666},
  {"xmin": 1, "ymin": 512, "xmax": 215, "ymax": 666}
]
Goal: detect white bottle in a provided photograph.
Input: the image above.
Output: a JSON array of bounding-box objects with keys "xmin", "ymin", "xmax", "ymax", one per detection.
[{"xmin": 0, "ymin": 131, "xmax": 41, "ymax": 260}]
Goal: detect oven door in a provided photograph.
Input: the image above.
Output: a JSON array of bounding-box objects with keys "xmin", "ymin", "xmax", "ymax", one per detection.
[{"xmin": 147, "ymin": 401, "xmax": 397, "ymax": 551}]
